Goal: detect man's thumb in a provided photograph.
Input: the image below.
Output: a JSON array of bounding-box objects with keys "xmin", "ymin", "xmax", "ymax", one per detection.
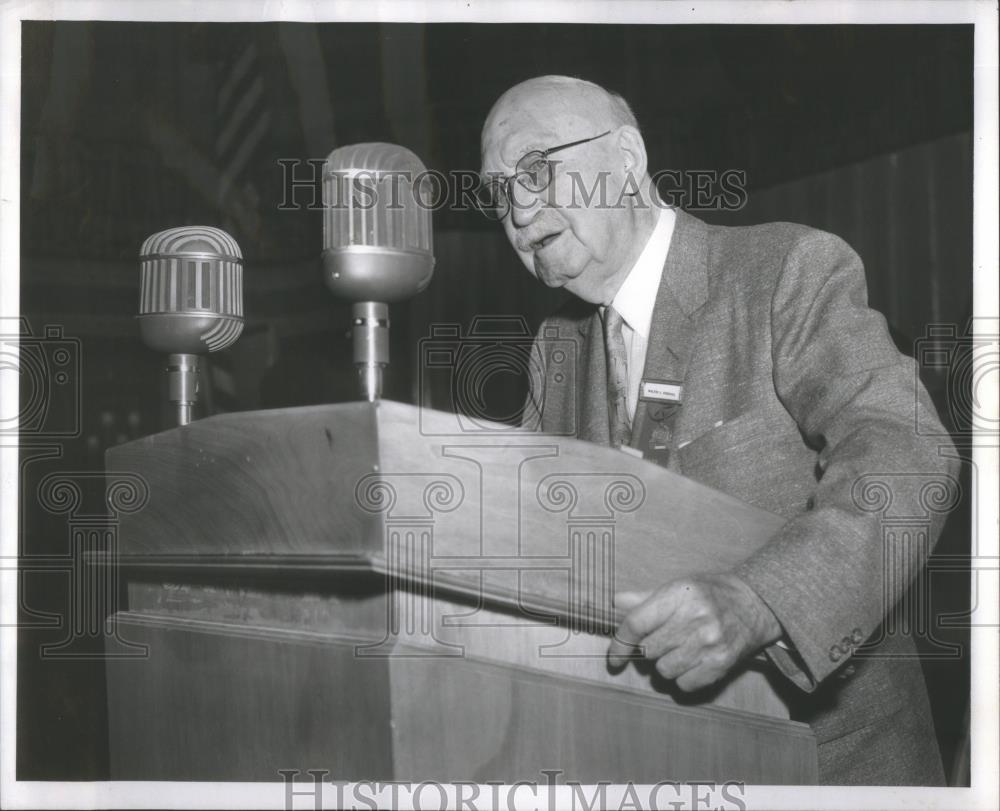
[{"xmin": 614, "ymin": 590, "xmax": 652, "ymax": 611}]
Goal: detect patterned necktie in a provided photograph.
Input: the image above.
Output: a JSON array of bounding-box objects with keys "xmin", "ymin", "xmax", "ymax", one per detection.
[{"xmin": 603, "ymin": 306, "xmax": 632, "ymax": 447}]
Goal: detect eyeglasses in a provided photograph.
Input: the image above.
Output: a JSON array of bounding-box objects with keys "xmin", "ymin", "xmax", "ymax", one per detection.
[{"xmin": 475, "ymin": 130, "xmax": 612, "ymax": 220}]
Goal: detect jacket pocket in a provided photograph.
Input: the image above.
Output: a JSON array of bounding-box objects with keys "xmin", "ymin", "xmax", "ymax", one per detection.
[
  {"xmin": 677, "ymin": 410, "xmax": 815, "ymax": 516},
  {"xmin": 677, "ymin": 411, "xmax": 771, "ymax": 467}
]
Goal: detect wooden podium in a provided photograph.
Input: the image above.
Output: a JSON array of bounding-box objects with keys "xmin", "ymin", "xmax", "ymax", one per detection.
[{"xmin": 103, "ymin": 400, "xmax": 817, "ymax": 783}]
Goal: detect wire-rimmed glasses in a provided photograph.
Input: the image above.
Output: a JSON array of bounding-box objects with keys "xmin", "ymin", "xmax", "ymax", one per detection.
[{"xmin": 475, "ymin": 129, "xmax": 612, "ymax": 220}]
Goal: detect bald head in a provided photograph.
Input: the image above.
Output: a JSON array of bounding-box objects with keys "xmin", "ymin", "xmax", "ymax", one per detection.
[
  {"xmin": 482, "ymin": 76, "xmax": 638, "ymax": 156},
  {"xmin": 478, "ymin": 75, "xmax": 659, "ymax": 306}
]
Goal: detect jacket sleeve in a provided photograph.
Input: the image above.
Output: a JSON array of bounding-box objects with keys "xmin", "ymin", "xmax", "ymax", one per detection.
[{"xmin": 734, "ymin": 230, "xmax": 960, "ymax": 690}]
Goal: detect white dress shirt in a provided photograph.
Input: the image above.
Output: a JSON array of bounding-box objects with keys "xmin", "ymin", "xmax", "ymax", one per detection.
[{"xmin": 604, "ymin": 206, "xmax": 676, "ymax": 421}]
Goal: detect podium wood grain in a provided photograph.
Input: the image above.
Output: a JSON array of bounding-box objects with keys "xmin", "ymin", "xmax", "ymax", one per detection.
[
  {"xmin": 109, "ymin": 401, "xmax": 785, "ymax": 612},
  {"xmin": 109, "ymin": 593, "xmax": 816, "ymax": 783},
  {"xmin": 104, "ymin": 401, "xmax": 818, "ymax": 783}
]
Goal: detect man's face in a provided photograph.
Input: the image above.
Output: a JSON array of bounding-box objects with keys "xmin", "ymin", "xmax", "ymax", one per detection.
[{"xmin": 480, "ymin": 97, "xmax": 637, "ymax": 304}]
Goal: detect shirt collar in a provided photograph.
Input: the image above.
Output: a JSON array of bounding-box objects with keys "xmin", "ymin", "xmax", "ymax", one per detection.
[{"xmin": 610, "ymin": 206, "xmax": 676, "ymax": 339}]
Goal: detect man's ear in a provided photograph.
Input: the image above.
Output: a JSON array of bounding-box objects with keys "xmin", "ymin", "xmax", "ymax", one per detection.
[{"xmin": 616, "ymin": 126, "xmax": 649, "ymax": 182}]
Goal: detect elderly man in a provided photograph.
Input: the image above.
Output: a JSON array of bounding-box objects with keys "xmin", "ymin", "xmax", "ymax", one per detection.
[{"xmin": 477, "ymin": 75, "xmax": 958, "ymax": 785}]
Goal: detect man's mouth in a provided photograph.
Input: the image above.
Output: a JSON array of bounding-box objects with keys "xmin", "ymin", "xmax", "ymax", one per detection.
[{"xmin": 530, "ymin": 231, "xmax": 562, "ymax": 251}]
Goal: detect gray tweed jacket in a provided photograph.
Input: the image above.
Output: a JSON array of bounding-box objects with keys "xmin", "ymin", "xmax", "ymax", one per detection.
[{"xmin": 523, "ymin": 208, "xmax": 959, "ymax": 785}]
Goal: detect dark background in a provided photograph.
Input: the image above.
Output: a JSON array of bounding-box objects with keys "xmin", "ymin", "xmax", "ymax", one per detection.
[{"xmin": 16, "ymin": 22, "xmax": 973, "ymax": 782}]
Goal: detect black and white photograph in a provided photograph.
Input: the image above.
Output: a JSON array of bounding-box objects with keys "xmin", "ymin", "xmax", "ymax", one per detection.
[{"xmin": 1, "ymin": 1, "xmax": 997, "ymax": 809}]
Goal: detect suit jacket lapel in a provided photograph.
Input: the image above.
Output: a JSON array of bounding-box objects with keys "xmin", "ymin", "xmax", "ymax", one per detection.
[{"xmin": 629, "ymin": 209, "xmax": 709, "ymax": 463}]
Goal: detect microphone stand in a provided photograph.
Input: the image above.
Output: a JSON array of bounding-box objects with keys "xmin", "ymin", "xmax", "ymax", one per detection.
[
  {"xmin": 352, "ymin": 302, "xmax": 389, "ymax": 402},
  {"xmin": 167, "ymin": 353, "xmax": 199, "ymax": 426}
]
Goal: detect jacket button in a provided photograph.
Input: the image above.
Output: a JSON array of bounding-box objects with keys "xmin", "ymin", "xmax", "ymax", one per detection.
[{"xmin": 829, "ymin": 646, "xmax": 842, "ymax": 662}]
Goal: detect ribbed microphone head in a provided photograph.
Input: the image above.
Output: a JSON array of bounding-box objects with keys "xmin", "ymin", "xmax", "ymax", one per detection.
[
  {"xmin": 137, "ymin": 226, "xmax": 245, "ymax": 355},
  {"xmin": 322, "ymin": 142, "xmax": 435, "ymax": 303}
]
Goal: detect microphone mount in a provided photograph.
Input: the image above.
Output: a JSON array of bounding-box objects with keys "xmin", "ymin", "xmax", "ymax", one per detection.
[
  {"xmin": 322, "ymin": 143, "xmax": 435, "ymax": 402},
  {"xmin": 137, "ymin": 226, "xmax": 245, "ymax": 426}
]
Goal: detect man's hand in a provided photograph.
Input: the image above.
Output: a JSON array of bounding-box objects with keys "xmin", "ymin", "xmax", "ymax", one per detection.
[{"xmin": 607, "ymin": 573, "xmax": 783, "ymax": 692}]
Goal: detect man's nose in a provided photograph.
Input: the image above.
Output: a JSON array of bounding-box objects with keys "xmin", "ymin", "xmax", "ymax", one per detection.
[{"xmin": 509, "ymin": 181, "xmax": 542, "ymax": 228}]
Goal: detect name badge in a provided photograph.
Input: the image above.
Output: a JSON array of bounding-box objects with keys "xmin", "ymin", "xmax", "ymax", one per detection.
[{"xmin": 639, "ymin": 379, "xmax": 682, "ymax": 404}]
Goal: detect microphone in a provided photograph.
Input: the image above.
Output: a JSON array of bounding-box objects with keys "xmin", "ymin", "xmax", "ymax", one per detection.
[
  {"xmin": 137, "ymin": 225, "xmax": 245, "ymax": 426},
  {"xmin": 322, "ymin": 143, "xmax": 435, "ymax": 401}
]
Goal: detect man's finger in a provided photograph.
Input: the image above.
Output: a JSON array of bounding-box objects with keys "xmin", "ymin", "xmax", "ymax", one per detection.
[
  {"xmin": 675, "ymin": 660, "xmax": 727, "ymax": 693},
  {"xmin": 607, "ymin": 604, "xmax": 656, "ymax": 665},
  {"xmin": 634, "ymin": 615, "xmax": 690, "ymax": 662},
  {"xmin": 607, "ymin": 588, "xmax": 680, "ymax": 665},
  {"xmin": 652, "ymin": 636, "xmax": 703, "ymax": 681}
]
